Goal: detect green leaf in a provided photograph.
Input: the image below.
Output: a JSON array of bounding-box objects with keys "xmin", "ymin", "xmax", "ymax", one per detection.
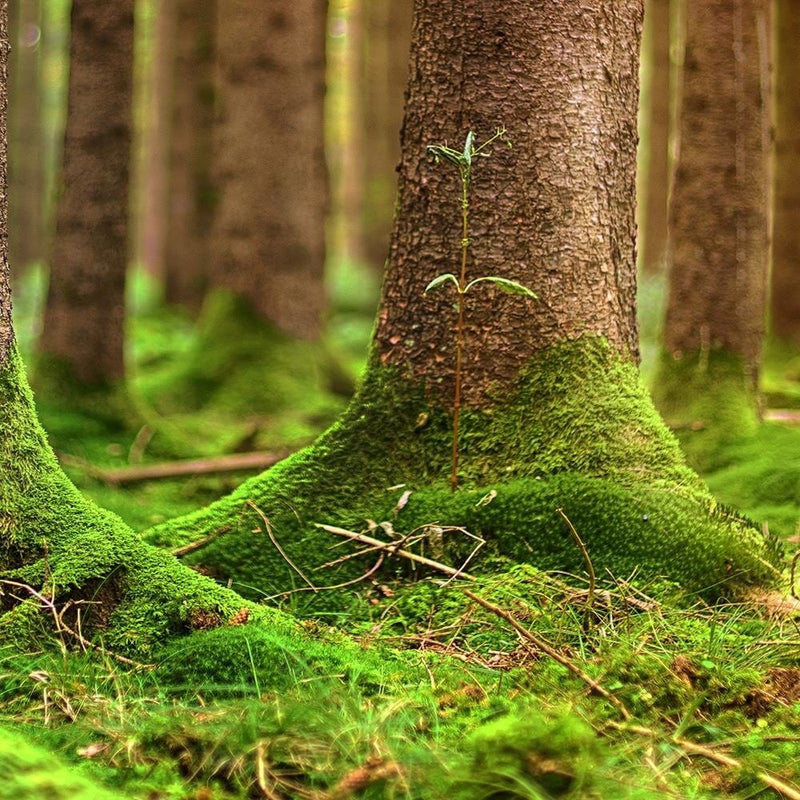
[
  {"xmin": 464, "ymin": 276, "xmax": 537, "ymax": 298},
  {"xmin": 427, "ymin": 144, "xmax": 464, "ymax": 167},
  {"xmin": 463, "ymin": 131, "xmax": 475, "ymax": 166},
  {"xmin": 424, "ymin": 273, "xmax": 460, "ymax": 293}
]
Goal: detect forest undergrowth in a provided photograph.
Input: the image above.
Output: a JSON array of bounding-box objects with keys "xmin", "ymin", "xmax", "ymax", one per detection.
[{"xmin": 3, "ymin": 272, "xmax": 800, "ymax": 799}]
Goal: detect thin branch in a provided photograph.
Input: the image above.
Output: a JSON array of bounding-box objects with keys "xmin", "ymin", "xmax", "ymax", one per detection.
[
  {"xmin": 315, "ymin": 524, "xmax": 476, "ymax": 581},
  {"xmin": 556, "ymin": 508, "xmax": 596, "ymax": 629},
  {"xmin": 247, "ymin": 501, "xmax": 316, "ymax": 591},
  {"xmin": 462, "ymin": 588, "xmax": 631, "ymax": 720},
  {"xmin": 171, "ymin": 527, "xmax": 231, "ymax": 558}
]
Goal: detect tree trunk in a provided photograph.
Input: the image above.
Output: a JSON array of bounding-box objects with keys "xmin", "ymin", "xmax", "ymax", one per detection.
[
  {"xmin": 360, "ymin": 0, "xmax": 412, "ymax": 272},
  {"xmin": 37, "ymin": 1, "xmax": 134, "ymax": 386},
  {"xmin": 637, "ymin": 0, "xmax": 671, "ymax": 276},
  {"xmin": 207, "ymin": 0, "xmax": 327, "ymax": 341},
  {"xmin": 771, "ymin": 0, "xmax": 800, "ymax": 345},
  {"xmin": 163, "ymin": 0, "xmax": 214, "ymax": 312},
  {"xmin": 656, "ymin": 0, "xmax": 771, "ymax": 438},
  {"xmin": 149, "ymin": 0, "xmax": 778, "ymax": 601},
  {"xmin": 8, "ymin": 0, "xmax": 44, "ymax": 277}
]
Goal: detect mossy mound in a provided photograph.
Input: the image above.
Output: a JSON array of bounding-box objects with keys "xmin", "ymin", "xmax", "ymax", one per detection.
[
  {"xmin": 146, "ymin": 337, "xmax": 780, "ymax": 605},
  {"xmin": 651, "ymin": 348, "xmax": 760, "ymax": 471},
  {"xmin": 0, "ymin": 725, "xmax": 123, "ymax": 800},
  {"xmin": 0, "ymin": 345, "xmax": 295, "ymax": 657}
]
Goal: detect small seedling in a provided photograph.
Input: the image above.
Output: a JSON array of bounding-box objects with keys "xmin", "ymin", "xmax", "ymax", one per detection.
[{"xmin": 425, "ymin": 129, "xmax": 536, "ymax": 492}]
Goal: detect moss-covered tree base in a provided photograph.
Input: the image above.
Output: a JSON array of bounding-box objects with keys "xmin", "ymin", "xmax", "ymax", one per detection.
[
  {"xmin": 762, "ymin": 338, "xmax": 800, "ymax": 410},
  {"xmin": 145, "ymin": 337, "xmax": 781, "ymax": 605},
  {"xmin": 0, "ymin": 345, "xmax": 314, "ymax": 658}
]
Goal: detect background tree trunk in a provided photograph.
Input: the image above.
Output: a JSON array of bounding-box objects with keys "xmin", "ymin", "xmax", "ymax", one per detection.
[
  {"xmin": 38, "ymin": 0, "xmax": 134, "ymax": 385},
  {"xmin": 771, "ymin": 0, "xmax": 800, "ymax": 345},
  {"xmin": 637, "ymin": 0, "xmax": 671, "ymax": 277},
  {"xmin": 360, "ymin": 0, "xmax": 412, "ymax": 272},
  {"xmin": 661, "ymin": 0, "xmax": 770, "ymax": 390},
  {"xmin": 163, "ymin": 0, "xmax": 214, "ymax": 311},
  {"xmin": 8, "ymin": 0, "xmax": 43, "ymax": 279},
  {"xmin": 207, "ymin": 0, "xmax": 327, "ymax": 341}
]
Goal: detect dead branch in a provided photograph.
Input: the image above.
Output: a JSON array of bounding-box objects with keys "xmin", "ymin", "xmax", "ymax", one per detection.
[
  {"xmin": 59, "ymin": 450, "xmax": 291, "ymax": 486},
  {"xmin": 462, "ymin": 588, "xmax": 631, "ymax": 720},
  {"xmin": 314, "ymin": 523, "xmax": 476, "ymax": 581}
]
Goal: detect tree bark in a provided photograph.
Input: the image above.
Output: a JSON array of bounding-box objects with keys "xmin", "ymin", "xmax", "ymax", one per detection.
[
  {"xmin": 663, "ymin": 0, "xmax": 770, "ymax": 387},
  {"xmin": 771, "ymin": 0, "xmax": 800, "ymax": 345},
  {"xmin": 207, "ymin": 0, "xmax": 327, "ymax": 341},
  {"xmin": 360, "ymin": 0, "xmax": 412, "ymax": 271},
  {"xmin": 163, "ymin": 0, "xmax": 215, "ymax": 311},
  {"xmin": 377, "ymin": 0, "xmax": 641, "ymax": 408},
  {"xmin": 8, "ymin": 0, "xmax": 43, "ymax": 277},
  {"xmin": 38, "ymin": 1, "xmax": 134, "ymax": 385},
  {"xmin": 637, "ymin": 0, "xmax": 671, "ymax": 276}
]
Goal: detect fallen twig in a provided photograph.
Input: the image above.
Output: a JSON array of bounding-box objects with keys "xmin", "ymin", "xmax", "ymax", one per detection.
[
  {"xmin": 556, "ymin": 508, "xmax": 596, "ymax": 630},
  {"xmin": 171, "ymin": 526, "xmax": 231, "ymax": 558},
  {"xmin": 59, "ymin": 450, "xmax": 291, "ymax": 486},
  {"xmin": 462, "ymin": 588, "xmax": 631, "ymax": 720},
  {"xmin": 315, "ymin": 523, "xmax": 476, "ymax": 581}
]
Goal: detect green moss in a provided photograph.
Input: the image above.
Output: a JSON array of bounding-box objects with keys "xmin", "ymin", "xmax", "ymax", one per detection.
[
  {"xmin": 0, "ymin": 725, "xmax": 123, "ymax": 799},
  {"xmin": 0, "ymin": 344, "xmax": 294, "ymax": 656},
  {"xmin": 762, "ymin": 338, "xmax": 800, "ymax": 409},
  {"xmin": 652, "ymin": 348, "xmax": 760, "ymax": 470},
  {"xmin": 146, "ymin": 337, "xmax": 779, "ymax": 603}
]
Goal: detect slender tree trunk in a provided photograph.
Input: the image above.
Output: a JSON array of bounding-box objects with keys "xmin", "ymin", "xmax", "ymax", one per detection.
[
  {"xmin": 163, "ymin": 0, "xmax": 214, "ymax": 311},
  {"xmin": 38, "ymin": 1, "xmax": 134, "ymax": 386},
  {"xmin": 8, "ymin": 0, "xmax": 43, "ymax": 277},
  {"xmin": 637, "ymin": 0, "xmax": 671, "ymax": 276},
  {"xmin": 150, "ymin": 0, "xmax": 778, "ymax": 600},
  {"xmin": 771, "ymin": 0, "xmax": 800, "ymax": 345},
  {"xmin": 138, "ymin": 0, "xmax": 174, "ymax": 282},
  {"xmin": 360, "ymin": 0, "xmax": 412, "ymax": 271},
  {"xmin": 658, "ymin": 0, "xmax": 771, "ymax": 432},
  {"xmin": 207, "ymin": 0, "xmax": 327, "ymax": 341}
]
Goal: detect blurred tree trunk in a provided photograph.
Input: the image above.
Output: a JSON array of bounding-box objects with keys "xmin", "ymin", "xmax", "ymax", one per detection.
[
  {"xmin": 637, "ymin": 0, "xmax": 671, "ymax": 276},
  {"xmin": 8, "ymin": 0, "xmax": 44, "ymax": 278},
  {"xmin": 207, "ymin": 0, "xmax": 327, "ymax": 340},
  {"xmin": 137, "ymin": 0, "xmax": 174, "ymax": 283},
  {"xmin": 771, "ymin": 0, "xmax": 800, "ymax": 345},
  {"xmin": 38, "ymin": 1, "xmax": 135, "ymax": 386},
  {"xmin": 656, "ymin": 0, "xmax": 771, "ymax": 437},
  {"xmin": 360, "ymin": 0, "xmax": 412, "ymax": 272},
  {"xmin": 163, "ymin": 0, "xmax": 215, "ymax": 311}
]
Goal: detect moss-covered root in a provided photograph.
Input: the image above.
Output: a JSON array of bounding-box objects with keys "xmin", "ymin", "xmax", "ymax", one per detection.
[
  {"xmin": 0, "ymin": 726, "xmax": 123, "ymax": 800},
  {"xmin": 0, "ymin": 344, "xmax": 294, "ymax": 657},
  {"xmin": 652, "ymin": 348, "xmax": 761, "ymax": 470},
  {"xmin": 145, "ymin": 337, "xmax": 781, "ymax": 603}
]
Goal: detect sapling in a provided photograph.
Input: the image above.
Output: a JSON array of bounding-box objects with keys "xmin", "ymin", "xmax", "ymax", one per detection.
[{"xmin": 425, "ymin": 129, "xmax": 537, "ymax": 492}]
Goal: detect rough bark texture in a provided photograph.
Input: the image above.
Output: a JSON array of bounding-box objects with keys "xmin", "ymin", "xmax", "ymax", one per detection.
[
  {"xmin": 164, "ymin": 0, "xmax": 214, "ymax": 311},
  {"xmin": 38, "ymin": 1, "xmax": 134, "ymax": 385},
  {"xmin": 664, "ymin": 0, "xmax": 770, "ymax": 384},
  {"xmin": 376, "ymin": 0, "xmax": 642, "ymax": 409},
  {"xmin": 361, "ymin": 0, "xmax": 413, "ymax": 271},
  {"xmin": 0, "ymin": 0, "xmax": 10, "ymax": 367},
  {"xmin": 771, "ymin": 0, "xmax": 800, "ymax": 344},
  {"xmin": 637, "ymin": 0, "xmax": 670, "ymax": 276},
  {"xmin": 208, "ymin": 0, "xmax": 327, "ymax": 340},
  {"xmin": 8, "ymin": 0, "xmax": 43, "ymax": 275}
]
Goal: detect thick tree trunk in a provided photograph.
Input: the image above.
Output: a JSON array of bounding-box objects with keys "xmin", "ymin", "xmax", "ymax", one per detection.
[
  {"xmin": 8, "ymin": 0, "xmax": 43, "ymax": 277},
  {"xmin": 149, "ymin": 0, "xmax": 777, "ymax": 600},
  {"xmin": 38, "ymin": 1, "xmax": 134, "ymax": 385},
  {"xmin": 657, "ymin": 0, "xmax": 771, "ymax": 435},
  {"xmin": 163, "ymin": 0, "xmax": 214, "ymax": 311},
  {"xmin": 207, "ymin": 0, "xmax": 327, "ymax": 341},
  {"xmin": 637, "ymin": 0, "xmax": 671, "ymax": 276},
  {"xmin": 771, "ymin": 0, "xmax": 800, "ymax": 345},
  {"xmin": 360, "ymin": 0, "xmax": 412, "ymax": 271}
]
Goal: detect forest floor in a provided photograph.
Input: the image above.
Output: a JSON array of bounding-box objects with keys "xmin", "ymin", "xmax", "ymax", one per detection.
[{"xmin": 3, "ymin": 271, "xmax": 800, "ymax": 799}]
